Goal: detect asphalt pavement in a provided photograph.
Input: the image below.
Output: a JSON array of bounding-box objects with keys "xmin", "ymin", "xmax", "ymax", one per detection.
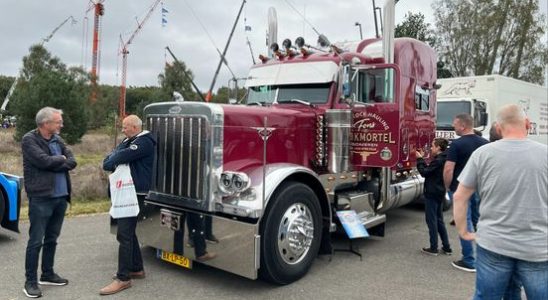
[{"xmin": 0, "ymin": 205, "xmax": 475, "ymax": 300}]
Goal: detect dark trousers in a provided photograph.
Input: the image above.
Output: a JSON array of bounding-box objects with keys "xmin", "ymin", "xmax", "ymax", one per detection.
[
  {"xmin": 115, "ymin": 196, "xmax": 144, "ymax": 281},
  {"xmin": 25, "ymin": 196, "xmax": 68, "ymax": 283},
  {"xmin": 424, "ymin": 196, "xmax": 450, "ymax": 250}
]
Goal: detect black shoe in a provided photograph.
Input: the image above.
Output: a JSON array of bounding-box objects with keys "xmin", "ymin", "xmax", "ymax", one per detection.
[
  {"xmin": 23, "ymin": 282, "xmax": 42, "ymax": 298},
  {"xmin": 441, "ymin": 247, "xmax": 453, "ymax": 255},
  {"xmin": 206, "ymin": 234, "xmax": 219, "ymax": 244},
  {"xmin": 451, "ymin": 260, "xmax": 476, "ymax": 272},
  {"xmin": 421, "ymin": 247, "xmax": 439, "ymax": 256},
  {"xmin": 39, "ymin": 273, "xmax": 68, "ymax": 286}
]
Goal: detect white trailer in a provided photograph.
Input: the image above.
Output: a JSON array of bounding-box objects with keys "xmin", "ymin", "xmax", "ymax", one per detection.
[{"xmin": 435, "ymin": 74, "xmax": 548, "ymax": 144}]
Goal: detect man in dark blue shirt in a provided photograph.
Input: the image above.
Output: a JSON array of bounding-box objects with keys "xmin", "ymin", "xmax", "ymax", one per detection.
[
  {"xmin": 100, "ymin": 115, "xmax": 156, "ymax": 296},
  {"xmin": 444, "ymin": 113, "xmax": 488, "ymax": 273}
]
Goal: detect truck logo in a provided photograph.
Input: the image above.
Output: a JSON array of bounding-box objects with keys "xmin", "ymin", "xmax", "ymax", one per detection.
[
  {"xmin": 252, "ymin": 127, "xmax": 276, "ymax": 141},
  {"xmin": 168, "ymin": 106, "xmax": 182, "ymax": 114},
  {"xmin": 443, "ymin": 80, "xmax": 476, "ymax": 96},
  {"xmin": 380, "ymin": 147, "xmax": 392, "ymax": 161}
]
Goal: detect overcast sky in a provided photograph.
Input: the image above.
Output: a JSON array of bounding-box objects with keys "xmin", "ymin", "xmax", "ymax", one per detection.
[{"xmin": 0, "ymin": 0, "xmax": 546, "ymax": 94}]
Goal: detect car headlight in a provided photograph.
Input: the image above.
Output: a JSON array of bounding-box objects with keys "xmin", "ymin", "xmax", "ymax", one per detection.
[{"xmin": 218, "ymin": 171, "xmax": 250, "ymax": 195}]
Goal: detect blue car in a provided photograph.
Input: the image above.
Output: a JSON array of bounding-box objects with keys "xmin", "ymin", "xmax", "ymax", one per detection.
[{"xmin": 0, "ymin": 172, "xmax": 22, "ymax": 233}]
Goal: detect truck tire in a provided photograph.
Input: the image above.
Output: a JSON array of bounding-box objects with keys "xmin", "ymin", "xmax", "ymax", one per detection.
[{"xmin": 259, "ymin": 181, "xmax": 322, "ymax": 285}]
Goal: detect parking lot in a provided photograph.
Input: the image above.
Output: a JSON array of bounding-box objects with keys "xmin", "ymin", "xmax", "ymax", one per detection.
[{"xmin": 0, "ymin": 206, "xmax": 475, "ymax": 300}]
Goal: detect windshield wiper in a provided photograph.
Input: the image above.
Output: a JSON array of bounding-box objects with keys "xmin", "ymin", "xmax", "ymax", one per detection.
[
  {"xmin": 246, "ymin": 101, "xmax": 264, "ymax": 106},
  {"xmin": 277, "ymin": 98, "xmax": 315, "ymax": 107}
]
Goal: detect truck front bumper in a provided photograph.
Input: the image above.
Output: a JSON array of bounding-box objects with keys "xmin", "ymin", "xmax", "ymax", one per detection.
[{"xmin": 128, "ymin": 201, "xmax": 261, "ymax": 280}]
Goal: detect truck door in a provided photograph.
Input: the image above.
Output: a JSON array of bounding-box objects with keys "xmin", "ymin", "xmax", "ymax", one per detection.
[{"xmin": 349, "ymin": 66, "xmax": 400, "ymax": 168}]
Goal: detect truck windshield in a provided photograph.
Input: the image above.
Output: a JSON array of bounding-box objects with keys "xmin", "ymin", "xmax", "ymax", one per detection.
[
  {"xmin": 246, "ymin": 83, "xmax": 330, "ymax": 105},
  {"xmin": 437, "ymin": 101, "xmax": 471, "ymax": 128}
]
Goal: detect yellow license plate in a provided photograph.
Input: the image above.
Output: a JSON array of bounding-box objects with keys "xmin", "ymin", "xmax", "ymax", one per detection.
[{"xmin": 159, "ymin": 250, "xmax": 192, "ymax": 269}]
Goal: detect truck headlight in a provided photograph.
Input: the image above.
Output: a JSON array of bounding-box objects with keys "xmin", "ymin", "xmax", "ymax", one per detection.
[{"xmin": 218, "ymin": 171, "xmax": 251, "ymax": 195}]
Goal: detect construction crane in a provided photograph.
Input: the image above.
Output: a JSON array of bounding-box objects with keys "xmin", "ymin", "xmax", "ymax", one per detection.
[
  {"xmin": 205, "ymin": 0, "xmax": 246, "ymax": 102},
  {"xmin": 118, "ymin": 0, "xmax": 161, "ymax": 121},
  {"xmin": 1, "ymin": 16, "xmax": 76, "ymax": 112},
  {"xmin": 87, "ymin": 0, "xmax": 105, "ymax": 103}
]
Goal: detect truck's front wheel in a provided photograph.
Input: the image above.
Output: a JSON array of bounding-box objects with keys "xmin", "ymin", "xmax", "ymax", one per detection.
[{"xmin": 259, "ymin": 181, "xmax": 322, "ymax": 285}]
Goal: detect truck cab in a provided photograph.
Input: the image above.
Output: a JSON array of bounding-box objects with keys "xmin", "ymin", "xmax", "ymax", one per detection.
[{"xmin": 436, "ymin": 98, "xmax": 488, "ymax": 140}]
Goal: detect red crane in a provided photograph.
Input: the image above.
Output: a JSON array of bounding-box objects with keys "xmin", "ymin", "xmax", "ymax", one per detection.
[
  {"xmin": 89, "ymin": 1, "xmax": 105, "ymax": 103},
  {"xmin": 118, "ymin": 0, "xmax": 162, "ymax": 121}
]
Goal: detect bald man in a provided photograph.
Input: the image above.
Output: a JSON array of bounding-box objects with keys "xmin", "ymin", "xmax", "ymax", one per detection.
[
  {"xmin": 453, "ymin": 104, "xmax": 548, "ymax": 299},
  {"xmin": 100, "ymin": 115, "xmax": 156, "ymax": 295}
]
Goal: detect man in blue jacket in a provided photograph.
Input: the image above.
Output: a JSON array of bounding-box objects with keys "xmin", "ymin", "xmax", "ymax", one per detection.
[
  {"xmin": 22, "ymin": 107, "xmax": 77, "ymax": 298},
  {"xmin": 100, "ymin": 115, "xmax": 156, "ymax": 295}
]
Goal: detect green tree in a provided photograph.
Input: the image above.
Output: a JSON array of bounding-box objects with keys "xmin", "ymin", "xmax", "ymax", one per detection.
[
  {"xmin": 432, "ymin": 0, "xmax": 547, "ymax": 84},
  {"xmin": 158, "ymin": 61, "xmax": 197, "ymax": 102},
  {"xmin": 10, "ymin": 44, "xmax": 90, "ymax": 144},
  {"xmin": 395, "ymin": 12, "xmax": 453, "ymax": 79}
]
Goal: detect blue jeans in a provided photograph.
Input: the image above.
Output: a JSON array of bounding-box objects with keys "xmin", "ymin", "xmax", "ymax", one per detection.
[
  {"xmin": 449, "ymin": 191, "xmax": 475, "ymax": 267},
  {"xmin": 25, "ymin": 196, "xmax": 68, "ymax": 283},
  {"xmin": 474, "ymin": 245, "xmax": 548, "ymax": 300},
  {"xmin": 424, "ymin": 196, "xmax": 450, "ymax": 250}
]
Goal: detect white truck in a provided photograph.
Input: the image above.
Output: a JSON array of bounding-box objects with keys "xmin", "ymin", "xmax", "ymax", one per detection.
[{"xmin": 435, "ymin": 74, "xmax": 548, "ymax": 144}]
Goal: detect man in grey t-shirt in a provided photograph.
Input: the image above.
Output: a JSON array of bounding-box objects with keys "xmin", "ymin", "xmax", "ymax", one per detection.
[{"xmin": 453, "ymin": 104, "xmax": 547, "ymax": 299}]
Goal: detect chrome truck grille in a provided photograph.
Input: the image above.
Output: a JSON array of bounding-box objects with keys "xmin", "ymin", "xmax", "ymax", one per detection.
[{"xmin": 146, "ymin": 115, "xmax": 209, "ymax": 209}]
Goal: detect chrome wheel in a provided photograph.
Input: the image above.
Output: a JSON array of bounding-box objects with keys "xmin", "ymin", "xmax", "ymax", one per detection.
[{"xmin": 277, "ymin": 202, "xmax": 315, "ymax": 265}]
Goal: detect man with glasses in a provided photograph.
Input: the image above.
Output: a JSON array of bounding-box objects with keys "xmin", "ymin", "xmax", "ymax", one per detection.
[{"xmin": 21, "ymin": 107, "xmax": 77, "ymax": 298}]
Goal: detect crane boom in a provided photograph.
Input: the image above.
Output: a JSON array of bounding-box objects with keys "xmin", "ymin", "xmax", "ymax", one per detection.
[
  {"xmin": 118, "ymin": 0, "xmax": 161, "ymax": 120},
  {"xmin": 1, "ymin": 16, "xmax": 76, "ymax": 112},
  {"xmin": 90, "ymin": 1, "xmax": 105, "ymax": 103},
  {"xmin": 205, "ymin": 0, "xmax": 246, "ymax": 102}
]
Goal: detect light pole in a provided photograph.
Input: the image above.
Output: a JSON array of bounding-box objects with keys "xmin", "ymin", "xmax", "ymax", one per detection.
[{"xmin": 355, "ymin": 22, "xmax": 363, "ymax": 40}]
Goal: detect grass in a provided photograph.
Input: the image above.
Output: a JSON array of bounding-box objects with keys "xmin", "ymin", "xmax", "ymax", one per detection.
[
  {"xmin": 19, "ymin": 198, "xmax": 111, "ymax": 221},
  {"xmin": 1, "ymin": 127, "xmax": 116, "ymax": 219}
]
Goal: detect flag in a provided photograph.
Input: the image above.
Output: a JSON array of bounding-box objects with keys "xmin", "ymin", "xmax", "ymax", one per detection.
[
  {"xmin": 162, "ymin": 18, "xmax": 168, "ymax": 27},
  {"xmin": 245, "ymin": 25, "xmax": 252, "ymax": 31},
  {"xmin": 161, "ymin": 2, "xmax": 168, "ymax": 27},
  {"xmin": 162, "ymin": 7, "xmax": 169, "ymax": 13}
]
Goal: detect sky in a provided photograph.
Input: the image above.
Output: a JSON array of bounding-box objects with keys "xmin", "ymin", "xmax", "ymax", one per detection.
[{"xmin": 0, "ymin": 0, "xmax": 546, "ymax": 95}]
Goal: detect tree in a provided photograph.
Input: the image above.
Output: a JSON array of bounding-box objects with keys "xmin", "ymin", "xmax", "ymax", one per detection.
[
  {"xmin": 395, "ymin": 12, "xmax": 452, "ymax": 78},
  {"xmin": 433, "ymin": 0, "xmax": 547, "ymax": 84},
  {"xmin": 158, "ymin": 61, "xmax": 197, "ymax": 102},
  {"xmin": 10, "ymin": 45, "xmax": 90, "ymax": 144}
]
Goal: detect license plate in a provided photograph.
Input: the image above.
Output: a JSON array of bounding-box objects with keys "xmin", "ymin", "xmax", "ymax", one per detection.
[
  {"xmin": 160, "ymin": 209, "xmax": 181, "ymax": 231},
  {"xmin": 158, "ymin": 250, "xmax": 192, "ymax": 269}
]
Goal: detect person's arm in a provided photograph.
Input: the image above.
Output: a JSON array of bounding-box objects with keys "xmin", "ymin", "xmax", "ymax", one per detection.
[
  {"xmin": 21, "ymin": 134, "xmax": 66, "ymax": 170},
  {"xmin": 103, "ymin": 136, "xmax": 153, "ymax": 169},
  {"xmin": 453, "ymin": 183, "xmax": 476, "ymax": 241},
  {"xmin": 443, "ymin": 161, "xmax": 455, "ymax": 190},
  {"xmin": 417, "ymin": 156, "xmax": 442, "ymax": 177},
  {"xmin": 53, "ymin": 137, "xmax": 77, "ymax": 171}
]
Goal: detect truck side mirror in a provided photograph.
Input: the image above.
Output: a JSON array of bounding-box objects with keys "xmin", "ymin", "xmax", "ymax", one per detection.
[{"xmin": 479, "ymin": 112, "xmax": 488, "ymax": 127}]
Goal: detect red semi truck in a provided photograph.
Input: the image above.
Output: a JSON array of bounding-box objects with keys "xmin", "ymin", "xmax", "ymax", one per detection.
[{"xmin": 136, "ymin": 8, "xmax": 438, "ymax": 283}]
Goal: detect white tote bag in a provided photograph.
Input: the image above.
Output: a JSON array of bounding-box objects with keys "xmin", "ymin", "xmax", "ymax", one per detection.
[{"xmin": 109, "ymin": 164, "xmax": 140, "ymax": 219}]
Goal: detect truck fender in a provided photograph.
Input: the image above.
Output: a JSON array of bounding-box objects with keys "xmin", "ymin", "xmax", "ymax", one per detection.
[{"xmin": 244, "ymin": 163, "xmax": 329, "ymax": 218}]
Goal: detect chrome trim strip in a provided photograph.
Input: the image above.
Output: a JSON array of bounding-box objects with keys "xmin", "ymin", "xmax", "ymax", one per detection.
[
  {"xmin": 170, "ymin": 117, "xmax": 176, "ymax": 194},
  {"xmin": 179, "ymin": 119, "xmax": 184, "ymax": 196},
  {"xmin": 163, "ymin": 117, "xmax": 168, "ymax": 192},
  {"xmin": 196, "ymin": 118, "xmax": 202, "ymax": 198},
  {"xmin": 187, "ymin": 118, "xmax": 193, "ymax": 196}
]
